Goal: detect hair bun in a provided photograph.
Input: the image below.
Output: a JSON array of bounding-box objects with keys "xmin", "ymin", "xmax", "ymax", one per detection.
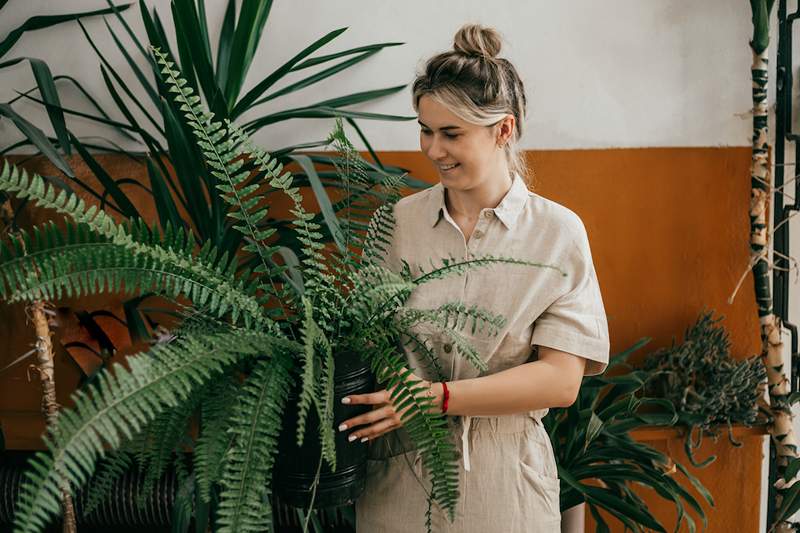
[{"xmin": 453, "ymin": 24, "xmax": 502, "ymax": 59}]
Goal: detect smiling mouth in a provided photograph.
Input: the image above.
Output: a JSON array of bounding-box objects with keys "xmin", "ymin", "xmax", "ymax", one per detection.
[{"xmin": 439, "ymin": 163, "xmax": 459, "ymax": 172}]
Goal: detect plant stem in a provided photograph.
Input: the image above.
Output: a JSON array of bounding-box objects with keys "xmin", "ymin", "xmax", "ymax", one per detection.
[{"xmin": 29, "ymin": 299, "xmax": 77, "ymax": 533}]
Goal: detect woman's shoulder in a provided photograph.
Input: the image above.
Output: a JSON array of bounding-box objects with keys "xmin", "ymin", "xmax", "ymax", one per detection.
[{"xmin": 524, "ymin": 191, "xmax": 588, "ymax": 243}]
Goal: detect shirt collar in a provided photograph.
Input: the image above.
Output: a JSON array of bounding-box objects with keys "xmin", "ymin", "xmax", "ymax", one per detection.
[{"xmin": 427, "ymin": 173, "xmax": 529, "ymax": 230}]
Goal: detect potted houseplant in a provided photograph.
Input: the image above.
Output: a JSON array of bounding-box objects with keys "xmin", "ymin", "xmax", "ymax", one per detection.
[
  {"xmin": 0, "ymin": 49, "xmax": 563, "ymax": 533},
  {"xmin": 642, "ymin": 309, "xmax": 767, "ymax": 468},
  {"xmin": 545, "ymin": 338, "xmax": 715, "ymax": 533}
]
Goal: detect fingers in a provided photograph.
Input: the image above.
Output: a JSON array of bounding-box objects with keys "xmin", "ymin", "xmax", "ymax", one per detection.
[
  {"xmin": 343, "ymin": 415, "xmax": 401, "ymax": 443},
  {"xmin": 339, "ymin": 404, "xmax": 397, "ymax": 434},
  {"xmin": 342, "ymin": 389, "xmax": 390, "ymax": 406}
]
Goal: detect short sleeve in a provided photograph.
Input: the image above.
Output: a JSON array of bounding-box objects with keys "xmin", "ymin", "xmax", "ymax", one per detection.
[{"xmin": 530, "ymin": 221, "xmax": 610, "ymax": 376}]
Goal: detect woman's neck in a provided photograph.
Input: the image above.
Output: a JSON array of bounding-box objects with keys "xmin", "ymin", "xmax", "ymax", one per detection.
[{"xmin": 444, "ymin": 170, "xmax": 514, "ymax": 222}]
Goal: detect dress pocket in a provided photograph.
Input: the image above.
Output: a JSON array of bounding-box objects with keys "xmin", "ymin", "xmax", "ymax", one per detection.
[{"xmin": 518, "ymin": 429, "xmax": 561, "ymax": 518}]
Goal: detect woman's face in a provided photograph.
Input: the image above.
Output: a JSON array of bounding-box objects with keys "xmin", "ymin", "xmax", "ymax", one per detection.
[{"xmin": 417, "ymin": 95, "xmax": 513, "ymax": 191}]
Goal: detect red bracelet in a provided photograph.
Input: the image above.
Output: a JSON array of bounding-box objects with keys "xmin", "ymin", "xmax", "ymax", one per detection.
[{"xmin": 441, "ymin": 381, "xmax": 449, "ymax": 414}]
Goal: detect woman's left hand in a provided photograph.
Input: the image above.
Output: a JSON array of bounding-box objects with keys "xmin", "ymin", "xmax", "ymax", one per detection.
[{"xmin": 338, "ymin": 367, "xmax": 441, "ymax": 443}]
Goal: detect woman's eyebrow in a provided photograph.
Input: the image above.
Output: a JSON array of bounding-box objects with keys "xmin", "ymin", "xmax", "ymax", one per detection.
[{"xmin": 417, "ymin": 120, "xmax": 462, "ymax": 131}]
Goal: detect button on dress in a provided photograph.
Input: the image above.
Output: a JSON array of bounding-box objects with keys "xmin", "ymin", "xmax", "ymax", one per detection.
[{"xmin": 356, "ymin": 174, "xmax": 610, "ymax": 532}]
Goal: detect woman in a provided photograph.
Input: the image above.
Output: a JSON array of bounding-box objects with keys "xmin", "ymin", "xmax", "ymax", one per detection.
[{"xmin": 339, "ymin": 24, "xmax": 610, "ymax": 532}]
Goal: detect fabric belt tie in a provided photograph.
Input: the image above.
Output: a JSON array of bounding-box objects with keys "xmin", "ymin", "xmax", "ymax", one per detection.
[{"xmin": 461, "ymin": 415, "xmax": 474, "ymax": 472}]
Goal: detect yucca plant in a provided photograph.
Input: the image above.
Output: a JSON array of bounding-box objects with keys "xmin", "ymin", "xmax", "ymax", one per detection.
[
  {"xmin": 1, "ymin": 47, "xmax": 563, "ymax": 533},
  {"xmin": 545, "ymin": 338, "xmax": 715, "ymax": 533}
]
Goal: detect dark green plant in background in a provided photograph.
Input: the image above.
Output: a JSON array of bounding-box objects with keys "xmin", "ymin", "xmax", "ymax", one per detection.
[
  {"xmin": 642, "ymin": 310, "xmax": 768, "ymax": 467},
  {"xmin": 4, "ymin": 0, "xmax": 424, "ymax": 348},
  {"xmin": 545, "ymin": 338, "xmax": 714, "ymax": 533}
]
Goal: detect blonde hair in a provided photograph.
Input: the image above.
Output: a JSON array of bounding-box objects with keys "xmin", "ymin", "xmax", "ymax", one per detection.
[{"xmin": 412, "ymin": 24, "xmax": 530, "ymax": 185}]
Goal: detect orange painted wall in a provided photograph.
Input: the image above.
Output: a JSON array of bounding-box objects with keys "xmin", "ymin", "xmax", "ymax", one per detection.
[{"xmin": 0, "ymin": 147, "xmax": 764, "ymax": 531}]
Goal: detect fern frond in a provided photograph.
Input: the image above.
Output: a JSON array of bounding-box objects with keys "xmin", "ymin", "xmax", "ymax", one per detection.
[
  {"xmin": 326, "ymin": 119, "xmax": 405, "ymax": 265},
  {"xmin": 194, "ymin": 372, "xmax": 240, "ymax": 503},
  {"xmin": 296, "ymin": 296, "xmax": 330, "ymax": 447},
  {"xmin": 12, "ymin": 330, "xmax": 291, "ymax": 533},
  {"xmin": 216, "ymin": 352, "xmax": 294, "ymax": 533},
  {"xmin": 366, "ymin": 338, "xmax": 460, "ymax": 521},
  {"xmin": 315, "ymin": 343, "xmax": 337, "ymax": 470},
  {"xmin": 136, "ymin": 385, "xmax": 202, "ymax": 504},
  {"xmin": 414, "ymin": 255, "xmax": 567, "ymax": 285},
  {"xmin": 399, "ymin": 302, "xmax": 506, "ymax": 337},
  {"xmin": 152, "ymin": 47, "xmax": 292, "ymax": 303},
  {"xmin": 231, "ymin": 127, "xmax": 341, "ymax": 328},
  {"xmin": 0, "ymin": 218, "xmax": 273, "ymax": 332},
  {"xmin": 81, "ymin": 451, "xmax": 134, "ymax": 517},
  {"xmin": 0, "ymin": 161, "xmax": 275, "ymax": 331}
]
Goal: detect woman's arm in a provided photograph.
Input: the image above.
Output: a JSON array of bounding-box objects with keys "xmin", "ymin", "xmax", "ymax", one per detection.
[
  {"xmin": 339, "ymin": 346, "xmax": 586, "ymax": 443},
  {"xmin": 436, "ymin": 346, "xmax": 586, "ymax": 416}
]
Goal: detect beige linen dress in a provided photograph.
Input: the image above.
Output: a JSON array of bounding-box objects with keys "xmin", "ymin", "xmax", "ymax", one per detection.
[{"xmin": 355, "ymin": 174, "xmax": 610, "ymax": 533}]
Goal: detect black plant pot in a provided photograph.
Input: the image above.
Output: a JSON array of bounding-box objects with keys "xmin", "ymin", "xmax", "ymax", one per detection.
[{"xmin": 273, "ymin": 350, "xmax": 376, "ymax": 509}]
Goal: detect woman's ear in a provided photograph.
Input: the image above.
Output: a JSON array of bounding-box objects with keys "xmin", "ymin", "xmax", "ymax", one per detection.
[{"xmin": 496, "ymin": 115, "xmax": 515, "ymax": 147}]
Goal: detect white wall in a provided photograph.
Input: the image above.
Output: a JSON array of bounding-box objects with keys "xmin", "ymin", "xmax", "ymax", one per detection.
[{"xmin": 1, "ymin": 0, "xmax": 757, "ymax": 152}]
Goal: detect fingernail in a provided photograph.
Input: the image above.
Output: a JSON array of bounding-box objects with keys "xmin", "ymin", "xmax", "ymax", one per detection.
[
  {"xmin": 348, "ymin": 434, "xmax": 357, "ymax": 442},
  {"xmin": 360, "ymin": 437, "xmax": 368, "ymax": 443},
  {"xmin": 341, "ymin": 397, "xmax": 351, "ymax": 404},
  {"xmin": 338, "ymin": 423, "xmax": 347, "ymax": 432}
]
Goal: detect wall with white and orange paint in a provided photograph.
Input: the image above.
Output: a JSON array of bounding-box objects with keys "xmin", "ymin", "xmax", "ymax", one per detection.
[{"xmin": 2, "ymin": 2, "xmax": 796, "ymax": 531}]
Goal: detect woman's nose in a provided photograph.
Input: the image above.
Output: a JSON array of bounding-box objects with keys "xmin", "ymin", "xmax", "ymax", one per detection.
[{"xmin": 426, "ymin": 135, "xmax": 446, "ymax": 160}]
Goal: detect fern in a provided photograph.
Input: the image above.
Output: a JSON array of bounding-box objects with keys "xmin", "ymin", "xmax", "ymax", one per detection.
[
  {"xmin": 194, "ymin": 373, "xmax": 241, "ymax": 503},
  {"xmin": 81, "ymin": 451, "xmax": 134, "ymax": 517},
  {"xmin": 12, "ymin": 330, "xmax": 291, "ymax": 533},
  {"xmin": 216, "ymin": 351, "xmax": 294, "ymax": 533},
  {"xmin": 0, "ymin": 162, "xmax": 275, "ymax": 331}
]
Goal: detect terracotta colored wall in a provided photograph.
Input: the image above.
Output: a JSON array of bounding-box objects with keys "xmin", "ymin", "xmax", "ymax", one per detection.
[{"xmin": 0, "ymin": 147, "xmax": 764, "ymax": 531}]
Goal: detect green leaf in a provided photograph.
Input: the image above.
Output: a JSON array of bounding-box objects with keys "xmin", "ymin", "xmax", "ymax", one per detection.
[
  {"xmin": 231, "ymin": 27, "xmax": 347, "ymax": 117},
  {"xmin": 253, "ymin": 50, "xmax": 381, "ymax": 106},
  {"xmin": 0, "ymin": 57, "xmax": 71, "ymax": 156},
  {"xmin": 215, "ymin": 0, "xmax": 236, "ymax": 92},
  {"xmin": 0, "ymin": 4, "xmax": 132, "ymax": 57},
  {"xmin": 71, "ymin": 134, "xmax": 140, "ymax": 219},
  {"xmin": 145, "ymin": 158, "xmax": 184, "ymax": 233},
  {"xmin": 313, "ymin": 85, "xmax": 407, "ymax": 109},
  {"xmin": 581, "ymin": 485, "xmax": 666, "ymax": 532},
  {"xmin": 290, "ymin": 155, "xmax": 346, "ymax": 255},
  {"xmin": 292, "ymin": 41, "xmax": 403, "ymax": 71},
  {"xmin": 0, "ymin": 103, "xmax": 73, "ymax": 177},
  {"xmin": 223, "ymin": 0, "xmax": 273, "ymax": 105},
  {"xmin": 78, "ymin": 19, "xmax": 164, "ymax": 136},
  {"xmin": 584, "ymin": 411, "xmax": 603, "ymax": 451},
  {"xmin": 245, "ymin": 106, "xmax": 414, "ymax": 131},
  {"xmin": 102, "ymin": 17, "xmax": 160, "ymax": 109}
]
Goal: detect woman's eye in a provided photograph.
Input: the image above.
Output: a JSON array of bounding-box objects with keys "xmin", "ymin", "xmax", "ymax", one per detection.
[{"xmin": 444, "ymin": 133, "xmax": 460, "ymax": 140}]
